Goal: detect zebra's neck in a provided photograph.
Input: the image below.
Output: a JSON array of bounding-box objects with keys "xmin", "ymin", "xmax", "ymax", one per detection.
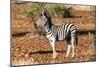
[{"xmin": 44, "ymin": 21, "xmax": 52, "ymax": 35}]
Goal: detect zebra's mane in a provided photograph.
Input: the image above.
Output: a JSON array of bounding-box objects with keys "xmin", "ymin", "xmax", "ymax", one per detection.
[
  {"xmin": 44, "ymin": 13, "xmax": 53, "ymax": 29},
  {"xmin": 47, "ymin": 16, "xmax": 53, "ymax": 28},
  {"xmin": 42, "ymin": 9, "xmax": 53, "ymax": 28}
]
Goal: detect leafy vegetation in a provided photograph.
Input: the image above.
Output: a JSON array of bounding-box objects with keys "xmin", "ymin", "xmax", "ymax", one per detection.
[{"xmin": 22, "ymin": 3, "xmax": 74, "ymax": 18}]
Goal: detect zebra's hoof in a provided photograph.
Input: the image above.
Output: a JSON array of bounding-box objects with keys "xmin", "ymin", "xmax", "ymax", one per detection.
[
  {"xmin": 71, "ymin": 54, "xmax": 74, "ymax": 57},
  {"xmin": 66, "ymin": 55, "xmax": 68, "ymax": 59},
  {"xmin": 53, "ymin": 53, "xmax": 57, "ymax": 59},
  {"xmin": 53, "ymin": 55, "xmax": 56, "ymax": 59}
]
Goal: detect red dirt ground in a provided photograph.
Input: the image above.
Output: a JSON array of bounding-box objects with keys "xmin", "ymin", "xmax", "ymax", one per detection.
[{"xmin": 12, "ymin": 33, "xmax": 96, "ymax": 65}]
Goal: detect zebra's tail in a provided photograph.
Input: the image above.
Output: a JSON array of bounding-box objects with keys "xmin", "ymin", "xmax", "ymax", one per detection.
[{"xmin": 75, "ymin": 31, "xmax": 78, "ymax": 46}]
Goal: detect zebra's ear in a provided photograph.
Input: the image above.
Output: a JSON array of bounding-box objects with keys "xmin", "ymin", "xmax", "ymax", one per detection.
[
  {"xmin": 41, "ymin": 12, "xmax": 46, "ymax": 17},
  {"xmin": 41, "ymin": 9, "xmax": 50, "ymax": 17}
]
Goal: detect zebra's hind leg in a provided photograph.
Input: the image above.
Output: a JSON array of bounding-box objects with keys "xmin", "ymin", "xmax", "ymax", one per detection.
[
  {"xmin": 71, "ymin": 37, "xmax": 75, "ymax": 57},
  {"xmin": 66, "ymin": 37, "xmax": 75, "ymax": 58},
  {"xmin": 66, "ymin": 45, "xmax": 71, "ymax": 58},
  {"xmin": 66, "ymin": 35, "xmax": 71, "ymax": 58}
]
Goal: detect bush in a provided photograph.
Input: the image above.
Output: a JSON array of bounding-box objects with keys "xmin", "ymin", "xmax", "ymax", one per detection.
[
  {"xmin": 23, "ymin": 4, "xmax": 40, "ymax": 17},
  {"xmin": 23, "ymin": 3, "xmax": 74, "ymax": 18},
  {"xmin": 46, "ymin": 4, "xmax": 74, "ymax": 18}
]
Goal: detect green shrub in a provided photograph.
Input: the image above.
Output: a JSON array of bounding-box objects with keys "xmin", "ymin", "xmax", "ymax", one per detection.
[
  {"xmin": 23, "ymin": 3, "xmax": 74, "ymax": 18},
  {"xmin": 46, "ymin": 4, "xmax": 74, "ymax": 18}
]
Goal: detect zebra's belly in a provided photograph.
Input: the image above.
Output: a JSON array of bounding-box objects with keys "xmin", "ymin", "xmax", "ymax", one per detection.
[
  {"xmin": 56, "ymin": 34, "xmax": 66, "ymax": 41},
  {"xmin": 57, "ymin": 37, "xmax": 65, "ymax": 41},
  {"xmin": 56, "ymin": 38, "xmax": 66, "ymax": 41}
]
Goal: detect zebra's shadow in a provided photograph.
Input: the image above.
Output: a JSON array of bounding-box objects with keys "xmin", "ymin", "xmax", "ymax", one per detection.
[
  {"xmin": 29, "ymin": 50, "xmax": 66, "ymax": 55},
  {"xmin": 29, "ymin": 50, "xmax": 66, "ymax": 63}
]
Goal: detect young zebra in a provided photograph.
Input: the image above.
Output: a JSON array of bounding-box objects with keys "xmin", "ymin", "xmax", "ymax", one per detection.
[{"xmin": 36, "ymin": 10, "xmax": 78, "ymax": 59}]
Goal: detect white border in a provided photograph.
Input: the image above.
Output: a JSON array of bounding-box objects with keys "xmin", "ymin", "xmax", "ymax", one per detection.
[
  {"xmin": 0, "ymin": 0, "xmax": 10, "ymax": 67},
  {"xmin": 20, "ymin": 0, "xmax": 96, "ymax": 5}
]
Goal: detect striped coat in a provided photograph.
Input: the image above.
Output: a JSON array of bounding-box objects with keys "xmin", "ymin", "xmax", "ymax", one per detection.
[{"xmin": 46, "ymin": 23, "xmax": 77, "ymax": 44}]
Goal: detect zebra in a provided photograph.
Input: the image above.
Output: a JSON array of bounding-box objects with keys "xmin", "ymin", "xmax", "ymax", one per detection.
[{"xmin": 36, "ymin": 10, "xmax": 78, "ymax": 59}]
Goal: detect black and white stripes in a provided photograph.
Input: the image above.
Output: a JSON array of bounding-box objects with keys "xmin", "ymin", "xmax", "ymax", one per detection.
[{"xmin": 45, "ymin": 23, "xmax": 77, "ymax": 42}]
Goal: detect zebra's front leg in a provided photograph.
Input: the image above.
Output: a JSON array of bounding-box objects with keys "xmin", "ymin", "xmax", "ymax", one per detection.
[
  {"xmin": 49, "ymin": 38, "xmax": 57, "ymax": 59},
  {"xmin": 53, "ymin": 47, "xmax": 57, "ymax": 59}
]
